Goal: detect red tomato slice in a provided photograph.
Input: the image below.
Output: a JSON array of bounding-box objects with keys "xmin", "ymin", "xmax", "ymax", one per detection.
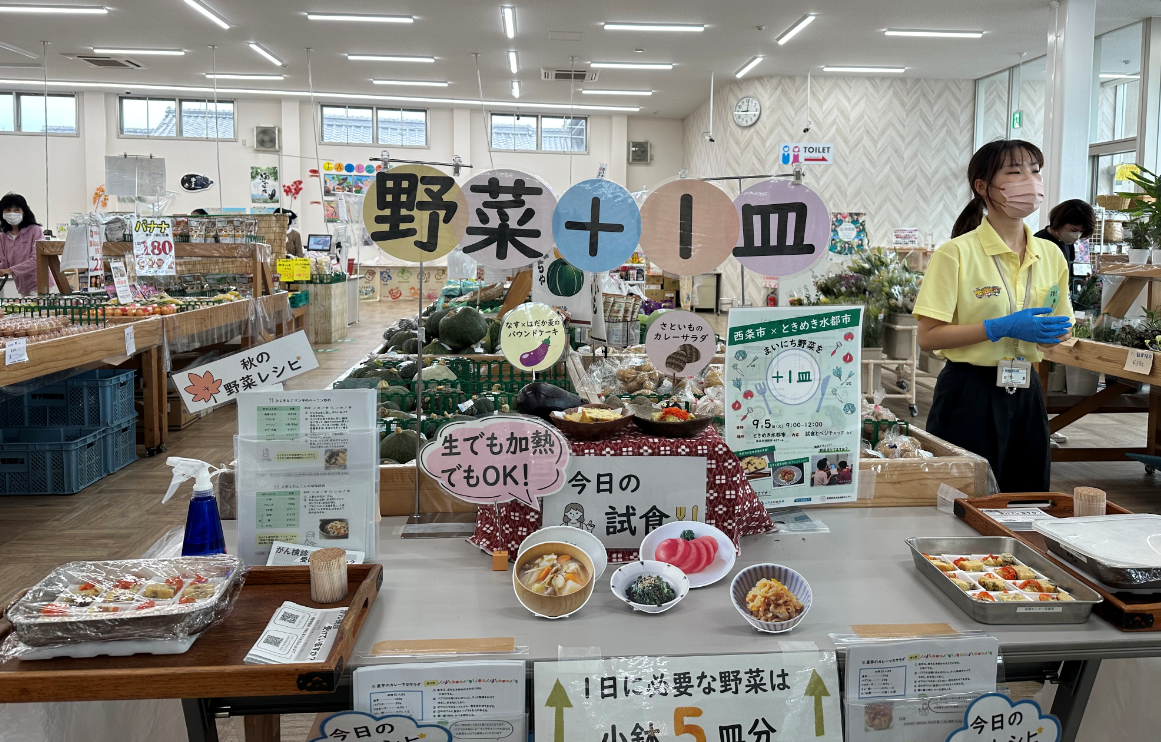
[
  {"xmin": 655, "ymin": 538, "xmax": 680, "ymax": 563},
  {"xmin": 697, "ymin": 535, "xmax": 718, "ymax": 559},
  {"xmin": 686, "ymin": 538, "xmax": 709, "ymax": 574},
  {"xmin": 670, "ymin": 538, "xmax": 692, "ymax": 571}
]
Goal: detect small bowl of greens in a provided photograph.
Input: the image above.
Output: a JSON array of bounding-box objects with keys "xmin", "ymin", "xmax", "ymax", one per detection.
[{"xmin": 609, "ymin": 560, "xmax": 690, "ymax": 614}]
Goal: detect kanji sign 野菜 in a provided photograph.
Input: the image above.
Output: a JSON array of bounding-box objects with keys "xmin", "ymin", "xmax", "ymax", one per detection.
[
  {"xmin": 462, "ymin": 168, "xmax": 557, "ymax": 270},
  {"xmin": 362, "ymin": 163, "xmax": 468, "ymax": 263}
]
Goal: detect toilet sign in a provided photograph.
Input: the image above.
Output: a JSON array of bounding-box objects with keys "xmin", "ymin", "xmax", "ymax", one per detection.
[{"xmin": 779, "ymin": 143, "xmax": 835, "ymax": 166}]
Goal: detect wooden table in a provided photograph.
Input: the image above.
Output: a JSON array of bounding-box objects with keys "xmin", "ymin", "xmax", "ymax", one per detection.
[{"xmin": 1093, "ymin": 262, "xmax": 1161, "ymax": 320}]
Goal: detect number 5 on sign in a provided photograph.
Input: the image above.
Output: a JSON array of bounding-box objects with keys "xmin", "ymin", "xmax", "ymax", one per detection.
[
  {"xmin": 674, "ymin": 708, "xmax": 705, "ymax": 742},
  {"xmin": 132, "ymin": 217, "xmax": 175, "ymax": 276}
]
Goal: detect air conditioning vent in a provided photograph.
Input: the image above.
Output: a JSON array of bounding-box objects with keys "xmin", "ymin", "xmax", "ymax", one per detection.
[
  {"xmin": 73, "ymin": 55, "xmax": 143, "ymax": 69},
  {"xmin": 541, "ymin": 68, "xmax": 598, "ymax": 82},
  {"xmin": 254, "ymin": 126, "xmax": 281, "ymax": 152},
  {"xmin": 628, "ymin": 140, "xmax": 652, "ymax": 164}
]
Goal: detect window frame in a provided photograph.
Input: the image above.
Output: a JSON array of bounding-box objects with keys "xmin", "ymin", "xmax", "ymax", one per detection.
[
  {"xmin": 488, "ymin": 112, "xmax": 589, "ymax": 154},
  {"xmin": 0, "ymin": 92, "xmax": 80, "ymax": 136},
  {"xmin": 319, "ymin": 104, "xmax": 429, "ymax": 148},
  {"xmin": 117, "ymin": 95, "xmax": 236, "ymax": 141}
]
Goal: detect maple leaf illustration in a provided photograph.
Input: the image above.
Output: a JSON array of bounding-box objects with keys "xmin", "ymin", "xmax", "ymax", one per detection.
[{"xmin": 184, "ymin": 371, "xmax": 222, "ymax": 404}]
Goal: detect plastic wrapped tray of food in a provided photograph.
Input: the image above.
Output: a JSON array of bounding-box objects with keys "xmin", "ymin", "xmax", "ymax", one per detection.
[
  {"xmin": 6, "ymin": 556, "xmax": 243, "ymax": 647},
  {"xmin": 1032, "ymin": 514, "xmax": 1161, "ymax": 589},
  {"xmin": 907, "ymin": 537, "xmax": 1101, "ymax": 624}
]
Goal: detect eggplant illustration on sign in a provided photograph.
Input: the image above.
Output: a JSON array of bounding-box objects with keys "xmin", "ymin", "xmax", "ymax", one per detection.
[{"xmin": 520, "ymin": 337, "xmax": 553, "ymax": 367}]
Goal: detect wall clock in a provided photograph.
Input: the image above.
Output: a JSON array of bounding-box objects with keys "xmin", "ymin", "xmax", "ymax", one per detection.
[{"xmin": 733, "ymin": 96, "xmax": 761, "ymax": 127}]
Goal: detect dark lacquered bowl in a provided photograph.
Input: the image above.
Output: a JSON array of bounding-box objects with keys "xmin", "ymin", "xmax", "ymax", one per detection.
[
  {"xmin": 549, "ymin": 404, "xmax": 635, "ymax": 440},
  {"xmin": 631, "ymin": 410, "xmax": 715, "ymax": 439}
]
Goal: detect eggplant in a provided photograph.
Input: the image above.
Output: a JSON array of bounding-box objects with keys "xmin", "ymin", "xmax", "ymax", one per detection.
[{"xmin": 516, "ymin": 382, "xmax": 583, "ymax": 419}]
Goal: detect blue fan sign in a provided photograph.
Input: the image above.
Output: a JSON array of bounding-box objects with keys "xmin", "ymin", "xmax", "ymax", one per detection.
[{"xmin": 551, "ymin": 178, "xmax": 643, "ymax": 273}]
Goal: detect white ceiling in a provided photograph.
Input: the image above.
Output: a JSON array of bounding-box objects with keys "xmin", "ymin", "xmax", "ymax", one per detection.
[{"xmin": 0, "ymin": 0, "xmax": 1156, "ymax": 118}]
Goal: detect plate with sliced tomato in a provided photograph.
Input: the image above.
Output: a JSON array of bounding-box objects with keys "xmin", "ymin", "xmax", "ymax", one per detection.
[{"xmin": 638, "ymin": 521, "xmax": 736, "ymax": 589}]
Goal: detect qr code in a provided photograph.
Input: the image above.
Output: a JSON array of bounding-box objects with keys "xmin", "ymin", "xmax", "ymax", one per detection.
[
  {"xmin": 262, "ymin": 634, "xmax": 284, "ymax": 648},
  {"xmin": 279, "ymin": 611, "xmax": 300, "ymax": 625}
]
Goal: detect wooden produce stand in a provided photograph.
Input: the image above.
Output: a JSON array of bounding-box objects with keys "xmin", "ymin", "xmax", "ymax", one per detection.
[{"xmin": 291, "ymin": 280, "xmax": 347, "ymax": 344}]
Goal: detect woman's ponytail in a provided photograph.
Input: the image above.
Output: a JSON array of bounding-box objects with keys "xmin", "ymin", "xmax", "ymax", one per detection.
[{"xmin": 951, "ymin": 195, "xmax": 985, "ymax": 238}]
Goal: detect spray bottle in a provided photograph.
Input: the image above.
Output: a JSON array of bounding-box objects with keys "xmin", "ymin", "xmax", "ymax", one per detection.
[{"xmin": 163, "ymin": 457, "xmax": 226, "ymax": 556}]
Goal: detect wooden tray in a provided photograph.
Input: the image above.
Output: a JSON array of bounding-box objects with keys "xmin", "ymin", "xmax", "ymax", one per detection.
[
  {"xmin": 0, "ymin": 564, "xmax": 381, "ymax": 703},
  {"xmin": 955, "ymin": 493, "xmax": 1161, "ymax": 631}
]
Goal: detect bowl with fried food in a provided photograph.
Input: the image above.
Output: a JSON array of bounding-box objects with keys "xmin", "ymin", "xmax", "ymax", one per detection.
[
  {"xmin": 550, "ymin": 403, "xmax": 634, "ymax": 440},
  {"xmin": 730, "ymin": 563, "xmax": 812, "ymax": 633}
]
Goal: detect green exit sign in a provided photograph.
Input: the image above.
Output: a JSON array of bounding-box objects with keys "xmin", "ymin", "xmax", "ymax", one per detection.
[{"xmin": 1012, "ymin": 110, "xmax": 1023, "ymax": 129}]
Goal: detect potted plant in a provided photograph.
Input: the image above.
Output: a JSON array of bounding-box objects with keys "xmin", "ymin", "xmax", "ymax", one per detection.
[
  {"xmin": 1120, "ymin": 167, "xmax": 1161, "ymax": 260},
  {"xmin": 1126, "ymin": 220, "xmax": 1152, "ymax": 264}
]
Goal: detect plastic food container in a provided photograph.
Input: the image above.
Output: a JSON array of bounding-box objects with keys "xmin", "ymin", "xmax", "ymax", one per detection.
[{"xmin": 1033, "ymin": 514, "xmax": 1161, "ymax": 588}]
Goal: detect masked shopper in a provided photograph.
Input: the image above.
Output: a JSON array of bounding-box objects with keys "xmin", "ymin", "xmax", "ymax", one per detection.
[
  {"xmin": 914, "ymin": 140, "xmax": 1072, "ymax": 492},
  {"xmin": 0, "ymin": 193, "xmax": 44, "ymax": 297},
  {"xmin": 1033, "ymin": 199, "xmax": 1096, "ymax": 285}
]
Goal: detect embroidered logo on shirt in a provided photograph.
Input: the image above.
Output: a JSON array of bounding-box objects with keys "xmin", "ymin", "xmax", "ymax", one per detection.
[{"xmin": 973, "ymin": 285, "xmax": 1002, "ymax": 299}]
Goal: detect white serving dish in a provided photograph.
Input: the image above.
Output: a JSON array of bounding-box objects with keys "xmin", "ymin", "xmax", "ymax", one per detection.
[
  {"xmin": 638, "ymin": 521, "xmax": 735, "ymax": 588},
  {"xmin": 729, "ymin": 564, "xmax": 812, "ymax": 633},
  {"xmin": 1032, "ymin": 514, "xmax": 1161, "ymax": 568},
  {"xmin": 609, "ymin": 560, "xmax": 690, "ymax": 614},
  {"xmin": 519, "ymin": 525, "xmax": 608, "ymax": 579}
]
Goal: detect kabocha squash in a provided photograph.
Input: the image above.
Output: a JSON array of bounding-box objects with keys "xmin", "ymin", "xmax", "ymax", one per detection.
[
  {"xmin": 421, "ymin": 363, "xmax": 457, "ymax": 382},
  {"xmin": 546, "ymin": 258, "xmax": 585, "ymax": 297},
  {"xmin": 388, "ymin": 330, "xmax": 417, "ymax": 349},
  {"xmin": 397, "ymin": 359, "xmax": 419, "ymax": 380},
  {"xmin": 422, "ymin": 340, "xmax": 453, "ymax": 356},
  {"xmin": 382, "ymin": 385, "xmax": 415, "ymax": 411},
  {"xmin": 380, "ymin": 428, "xmax": 419, "ymax": 464},
  {"xmin": 425, "ymin": 308, "xmax": 452, "ymax": 338},
  {"xmin": 482, "ymin": 319, "xmax": 502, "ymax": 353},
  {"xmin": 468, "ymin": 395, "xmax": 495, "ymax": 415},
  {"xmin": 439, "ymin": 307, "xmax": 489, "ymax": 350},
  {"xmin": 400, "ymin": 338, "xmax": 420, "ymax": 354}
]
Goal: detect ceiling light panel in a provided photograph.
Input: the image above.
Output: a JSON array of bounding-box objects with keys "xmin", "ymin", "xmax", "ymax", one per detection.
[
  {"xmin": 602, "ymin": 22, "xmax": 703, "ymax": 32},
  {"xmin": 0, "ymin": 4, "xmax": 107, "ymax": 13},
  {"xmin": 735, "ymin": 56, "xmax": 764, "ymax": 78},
  {"xmin": 181, "ymin": 0, "xmax": 229, "ymax": 29},
  {"xmin": 205, "ymin": 73, "xmax": 284, "ymax": 80},
  {"xmin": 347, "ymin": 54, "xmax": 435, "ymax": 63},
  {"xmin": 92, "ymin": 48, "xmax": 184, "ymax": 55},
  {"xmin": 511, "ymin": 80, "xmax": 520, "ymax": 98},
  {"xmin": 373, "ymin": 79, "xmax": 449, "ymax": 87},
  {"xmin": 823, "ymin": 66, "xmax": 905, "ymax": 73},
  {"xmin": 507, "ymin": 50, "xmax": 518, "ymax": 74},
  {"xmin": 776, "ymin": 14, "xmax": 816, "ymax": 45},
  {"xmin": 248, "ymin": 43, "xmax": 284, "ymax": 66},
  {"xmin": 590, "ymin": 61, "xmax": 673, "ymax": 70},
  {"xmin": 581, "ymin": 89, "xmax": 652, "ymax": 95},
  {"xmin": 306, "ymin": 12, "xmax": 412, "ymax": 23},
  {"xmin": 884, "ymin": 29, "xmax": 983, "ymax": 38},
  {"xmin": 501, "ymin": 6, "xmax": 516, "ymax": 38}
]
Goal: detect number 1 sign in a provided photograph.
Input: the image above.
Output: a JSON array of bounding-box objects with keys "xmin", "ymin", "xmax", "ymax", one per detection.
[{"xmin": 132, "ymin": 217, "xmax": 175, "ymax": 276}]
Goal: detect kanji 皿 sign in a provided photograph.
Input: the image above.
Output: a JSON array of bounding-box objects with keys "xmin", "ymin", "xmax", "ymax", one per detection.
[{"xmin": 534, "ymin": 654, "xmax": 842, "ymax": 742}]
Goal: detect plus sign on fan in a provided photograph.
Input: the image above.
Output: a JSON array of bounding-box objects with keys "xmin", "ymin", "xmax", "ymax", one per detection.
[{"xmin": 551, "ymin": 178, "xmax": 642, "ymax": 273}]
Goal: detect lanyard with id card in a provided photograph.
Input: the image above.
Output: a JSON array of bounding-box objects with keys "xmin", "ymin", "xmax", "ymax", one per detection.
[{"xmin": 992, "ymin": 255, "xmax": 1036, "ymax": 393}]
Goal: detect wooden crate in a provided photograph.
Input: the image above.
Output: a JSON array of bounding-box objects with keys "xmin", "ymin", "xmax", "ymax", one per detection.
[
  {"xmin": 380, "ymin": 463, "xmax": 477, "ymax": 516},
  {"xmin": 300, "ymin": 281, "xmax": 347, "ymax": 344}
]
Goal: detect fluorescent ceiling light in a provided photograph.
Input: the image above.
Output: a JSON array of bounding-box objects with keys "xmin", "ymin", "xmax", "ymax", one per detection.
[
  {"xmin": 373, "ymin": 79, "xmax": 449, "ymax": 87},
  {"xmin": 347, "ymin": 54, "xmax": 434, "ymax": 63},
  {"xmin": 885, "ymin": 29, "xmax": 983, "ymax": 38},
  {"xmin": 511, "ymin": 80, "xmax": 520, "ymax": 98},
  {"xmin": 0, "ymin": 41, "xmax": 38, "ymax": 58},
  {"xmin": 205, "ymin": 73, "xmax": 284, "ymax": 80},
  {"xmin": 507, "ymin": 50, "xmax": 518, "ymax": 74},
  {"xmin": 93, "ymin": 47, "xmax": 184, "ymax": 56},
  {"xmin": 306, "ymin": 12, "xmax": 412, "ymax": 23},
  {"xmin": 0, "ymin": 4, "xmax": 106, "ymax": 13},
  {"xmin": 581, "ymin": 89, "xmax": 652, "ymax": 96},
  {"xmin": 591, "ymin": 61, "xmax": 673, "ymax": 70},
  {"xmin": 823, "ymin": 65, "xmax": 906, "ymax": 73},
  {"xmin": 501, "ymin": 6, "xmax": 516, "ymax": 38},
  {"xmin": 776, "ymin": 14, "xmax": 816, "ymax": 45},
  {"xmin": 0, "ymin": 76, "xmax": 643, "ymax": 111},
  {"xmin": 1100, "ymin": 73, "xmax": 1139, "ymax": 79},
  {"xmin": 248, "ymin": 43, "xmax": 284, "ymax": 67},
  {"xmin": 181, "ymin": 0, "xmax": 229, "ymax": 29},
  {"xmin": 602, "ymin": 22, "xmax": 703, "ymax": 32},
  {"xmin": 735, "ymin": 56, "xmax": 763, "ymax": 78}
]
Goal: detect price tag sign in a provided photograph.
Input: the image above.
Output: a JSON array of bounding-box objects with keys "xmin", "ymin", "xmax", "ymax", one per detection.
[
  {"xmin": 124, "ymin": 325, "xmax": 135, "ymax": 356},
  {"xmin": 292, "ymin": 258, "xmax": 311, "ymax": 281},
  {"xmin": 110, "ymin": 258, "xmax": 134, "ymax": 304},
  {"xmin": 132, "ymin": 217, "xmax": 175, "ymax": 276},
  {"xmin": 276, "ymin": 258, "xmax": 295, "ymax": 281},
  {"xmin": 5, "ymin": 337, "xmax": 27, "ymax": 364},
  {"xmin": 1125, "ymin": 349, "xmax": 1154, "ymax": 375}
]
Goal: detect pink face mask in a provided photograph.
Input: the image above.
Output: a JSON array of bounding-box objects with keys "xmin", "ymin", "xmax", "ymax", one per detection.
[{"xmin": 996, "ymin": 176, "xmax": 1044, "ymax": 218}]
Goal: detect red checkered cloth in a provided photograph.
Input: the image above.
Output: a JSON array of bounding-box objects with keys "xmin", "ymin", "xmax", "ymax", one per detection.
[{"xmin": 470, "ymin": 425, "xmax": 773, "ymax": 562}]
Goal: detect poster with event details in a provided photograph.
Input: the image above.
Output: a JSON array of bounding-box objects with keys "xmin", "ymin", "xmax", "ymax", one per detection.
[
  {"xmin": 540, "ymin": 455, "xmax": 707, "ymax": 549},
  {"xmin": 725, "ymin": 307, "xmax": 862, "ymax": 508},
  {"xmin": 534, "ymin": 653, "xmax": 842, "ymax": 742},
  {"xmin": 829, "ymin": 212, "xmax": 867, "ymax": 256}
]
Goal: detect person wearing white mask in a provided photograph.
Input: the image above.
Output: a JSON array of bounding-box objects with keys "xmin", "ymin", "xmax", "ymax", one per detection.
[
  {"xmin": 913, "ymin": 140, "xmax": 1072, "ymax": 491},
  {"xmin": 1034, "ymin": 199, "xmax": 1095, "ymax": 286},
  {"xmin": 0, "ymin": 192, "xmax": 44, "ymax": 297}
]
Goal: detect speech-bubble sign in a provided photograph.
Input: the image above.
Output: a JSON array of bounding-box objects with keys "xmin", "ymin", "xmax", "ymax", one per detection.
[
  {"xmin": 644, "ymin": 309, "xmax": 716, "ymax": 378},
  {"xmin": 419, "ymin": 415, "xmax": 570, "ymax": 510},
  {"xmin": 947, "ymin": 693, "xmax": 1060, "ymax": 742},
  {"xmin": 311, "ymin": 713, "xmax": 454, "ymax": 742}
]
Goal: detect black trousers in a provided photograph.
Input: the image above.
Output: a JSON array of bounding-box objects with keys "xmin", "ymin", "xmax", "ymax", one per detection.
[{"xmin": 926, "ymin": 360, "xmax": 1051, "ymax": 493}]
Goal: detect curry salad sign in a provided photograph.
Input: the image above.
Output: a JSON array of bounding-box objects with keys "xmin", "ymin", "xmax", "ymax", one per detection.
[{"xmin": 534, "ymin": 653, "xmax": 842, "ymax": 742}]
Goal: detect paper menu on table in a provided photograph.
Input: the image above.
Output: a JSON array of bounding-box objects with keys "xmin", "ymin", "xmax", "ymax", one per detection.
[
  {"xmin": 845, "ymin": 636, "xmax": 998, "ymax": 701},
  {"xmin": 244, "ymin": 601, "xmax": 347, "ymax": 665},
  {"xmin": 980, "ymin": 508, "xmax": 1055, "ymax": 532},
  {"xmin": 237, "ymin": 389, "xmax": 376, "ymax": 440}
]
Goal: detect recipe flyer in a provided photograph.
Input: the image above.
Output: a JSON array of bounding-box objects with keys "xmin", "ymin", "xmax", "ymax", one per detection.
[
  {"xmin": 235, "ymin": 390, "xmax": 379, "ymax": 565},
  {"xmin": 725, "ymin": 307, "xmax": 863, "ymax": 508}
]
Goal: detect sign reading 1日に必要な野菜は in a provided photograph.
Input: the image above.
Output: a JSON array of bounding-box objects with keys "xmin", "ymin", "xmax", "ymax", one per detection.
[{"xmin": 725, "ymin": 307, "xmax": 862, "ymax": 508}]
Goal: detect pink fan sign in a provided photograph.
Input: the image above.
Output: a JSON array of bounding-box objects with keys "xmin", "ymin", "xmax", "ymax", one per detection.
[{"xmin": 418, "ymin": 415, "xmax": 570, "ymax": 510}]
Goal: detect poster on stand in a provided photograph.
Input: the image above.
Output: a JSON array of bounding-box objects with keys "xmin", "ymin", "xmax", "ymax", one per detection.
[
  {"xmin": 131, "ymin": 216, "xmax": 175, "ymax": 276},
  {"xmin": 725, "ymin": 307, "xmax": 862, "ymax": 508}
]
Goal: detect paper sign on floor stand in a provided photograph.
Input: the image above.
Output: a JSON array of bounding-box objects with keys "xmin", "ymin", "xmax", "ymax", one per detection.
[{"xmin": 175, "ymin": 331, "xmax": 318, "ymax": 413}]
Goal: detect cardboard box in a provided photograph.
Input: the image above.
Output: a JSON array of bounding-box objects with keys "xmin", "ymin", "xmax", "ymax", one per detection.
[
  {"xmin": 167, "ymin": 394, "xmax": 211, "ymax": 430},
  {"xmin": 380, "ymin": 464, "xmax": 478, "ymax": 516}
]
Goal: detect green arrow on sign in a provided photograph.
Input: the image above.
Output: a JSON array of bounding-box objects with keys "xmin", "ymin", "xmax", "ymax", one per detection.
[
  {"xmin": 804, "ymin": 669, "xmax": 830, "ymax": 737},
  {"xmin": 545, "ymin": 678, "xmax": 573, "ymax": 742}
]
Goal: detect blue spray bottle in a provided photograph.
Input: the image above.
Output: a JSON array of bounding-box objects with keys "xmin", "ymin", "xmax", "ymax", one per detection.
[{"xmin": 163, "ymin": 457, "xmax": 226, "ymax": 556}]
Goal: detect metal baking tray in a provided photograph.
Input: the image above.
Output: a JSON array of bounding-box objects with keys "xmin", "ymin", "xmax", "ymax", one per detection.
[
  {"xmin": 1040, "ymin": 537, "xmax": 1161, "ymax": 590},
  {"xmin": 8, "ymin": 556, "xmax": 242, "ymax": 646},
  {"xmin": 907, "ymin": 537, "xmax": 1102, "ymax": 624}
]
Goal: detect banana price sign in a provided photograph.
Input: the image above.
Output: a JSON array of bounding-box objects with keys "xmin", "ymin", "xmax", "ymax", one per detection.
[{"xmin": 535, "ymin": 654, "xmax": 841, "ymax": 742}]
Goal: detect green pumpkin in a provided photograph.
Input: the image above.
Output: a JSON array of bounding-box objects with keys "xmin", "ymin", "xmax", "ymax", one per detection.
[
  {"xmin": 546, "ymin": 258, "xmax": 585, "ymax": 297},
  {"xmin": 439, "ymin": 306, "xmax": 489, "ymax": 350},
  {"xmin": 469, "ymin": 395, "xmax": 495, "ymax": 415},
  {"xmin": 422, "ymin": 340, "xmax": 453, "ymax": 356},
  {"xmin": 425, "ymin": 308, "xmax": 453, "ymax": 338},
  {"xmin": 380, "ymin": 428, "xmax": 419, "ymax": 464},
  {"xmin": 481, "ymin": 320, "xmax": 502, "ymax": 354},
  {"xmin": 388, "ymin": 330, "xmax": 417, "ymax": 349},
  {"xmin": 381, "ymin": 385, "xmax": 415, "ymax": 411},
  {"xmin": 397, "ymin": 359, "xmax": 419, "ymax": 380},
  {"xmin": 400, "ymin": 338, "xmax": 420, "ymax": 354}
]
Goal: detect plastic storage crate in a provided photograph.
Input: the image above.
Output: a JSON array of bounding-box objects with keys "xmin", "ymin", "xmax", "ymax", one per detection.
[
  {"xmin": 0, "ymin": 426, "xmax": 104, "ymax": 495},
  {"xmin": 100, "ymin": 415, "xmax": 138, "ymax": 475},
  {"xmin": 3, "ymin": 370, "xmax": 136, "ymax": 427}
]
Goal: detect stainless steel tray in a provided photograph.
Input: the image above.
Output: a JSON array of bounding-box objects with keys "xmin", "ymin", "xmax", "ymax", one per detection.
[
  {"xmin": 1041, "ymin": 536, "xmax": 1161, "ymax": 590},
  {"xmin": 908, "ymin": 537, "xmax": 1102, "ymax": 624}
]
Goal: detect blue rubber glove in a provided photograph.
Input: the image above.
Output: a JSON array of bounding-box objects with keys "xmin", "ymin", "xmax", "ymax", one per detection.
[{"xmin": 984, "ymin": 307, "xmax": 1072, "ymax": 344}]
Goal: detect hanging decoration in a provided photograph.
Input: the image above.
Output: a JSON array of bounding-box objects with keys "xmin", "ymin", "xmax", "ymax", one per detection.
[
  {"xmin": 639, "ymin": 178, "xmax": 739, "ymax": 275},
  {"xmin": 551, "ymin": 178, "xmax": 642, "ymax": 273},
  {"xmin": 461, "ymin": 168, "xmax": 557, "ymax": 270},
  {"xmin": 361, "ymin": 163, "xmax": 468, "ymax": 263},
  {"xmin": 731, "ymin": 179, "xmax": 830, "ymax": 277}
]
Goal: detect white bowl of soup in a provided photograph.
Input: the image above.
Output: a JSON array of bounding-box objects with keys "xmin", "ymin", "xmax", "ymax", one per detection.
[{"xmin": 512, "ymin": 541, "xmax": 596, "ymax": 619}]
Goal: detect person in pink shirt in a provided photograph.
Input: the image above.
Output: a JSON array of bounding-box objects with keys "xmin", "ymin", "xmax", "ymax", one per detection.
[{"xmin": 0, "ymin": 193, "xmax": 44, "ymax": 296}]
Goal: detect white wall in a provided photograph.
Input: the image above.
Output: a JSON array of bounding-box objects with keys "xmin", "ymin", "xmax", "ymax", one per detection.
[
  {"xmin": 627, "ymin": 117, "xmax": 686, "ymax": 193},
  {"xmin": 0, "ymin": 111, "xmax": 87, "ymax": 233}
]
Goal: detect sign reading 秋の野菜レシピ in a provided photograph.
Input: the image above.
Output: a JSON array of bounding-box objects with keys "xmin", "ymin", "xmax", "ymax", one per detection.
[
  {"xmin": 541, "ymin": 455, "xmax": 707, "ymax": 549},
  {"xmin": 732, "ymin": 179, "xmax": 830, "ymax": 278},
  {"xmin": 462, "ymin": 169, "xmax": 558, "ymax": 270},
  {"xmin": 132, "ymin": 217, "xmax": 175, "ymax": 276},
  {"xmin": 177, "ymin": 331, "xmax": 318, "ymax": 413},
  {"xmin": 638, "ymin": 179, "xmax": 738, "ymax": 276},
  {"xmin": 725, "ymin": 307, "xmax": 862, "ymax": 508},
  {"xmin": 644, "ymin": 310, "xmax": 715, "ymax": 379},
  {"xmin": 362, "ymin": 163, "xmax": 469, "ymax": 263},
  {"xmin": 779, "ymin": 142, "xmax": 835, "ymax": 166},
  {"xmin": 534, "ymin": 653, "xmax": 842, "ymax": 742},
  {"xmin": 552, "ymin": 179, "xmax": 642, "ymax": 273},
  {"xmin": 418, "ymin": 415, "xmax": 570, "ymax": 510},
  {"xmin": 501, "ymin": 302, "xmax": 568, "ymax": 372}
]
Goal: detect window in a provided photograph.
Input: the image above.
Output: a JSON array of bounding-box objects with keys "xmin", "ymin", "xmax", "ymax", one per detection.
[
  {"xmin": 119, "ymin": 96, "xmax": 234, "ymax": 139},
  {"xmin": 0, "ymin": 94, "xmax": 12, "ymax": 132},
  {"xmin": 376, "ymin": 108, "xmax": 427, "ymax": 146},
  {"xmin": 321, "ymin": 105, "xmax": 373, "ymax": 144},
  {"xmin": 1092, "ymin": 22, "xmax": 1142, "ymax": 145},
  {"xmin": 322, "ymin": 105, "xmax": 427, "ymax": 145},
  {"xmin": 0, "ymin": 93, "xmax": 77, "ymax": 134},
  {"xmin": 490, "ymin": 113, "xmax": 587, "ymax": 152}
]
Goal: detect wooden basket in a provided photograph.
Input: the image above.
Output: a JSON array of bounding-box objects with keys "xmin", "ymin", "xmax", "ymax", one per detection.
[
  {"xmin": 512, "ymin": 541, "xmax": 596, "ymax": 619},
  {"xmin": 1096, "ymin": 194, "xmax": 1133, "ymax": 211}
]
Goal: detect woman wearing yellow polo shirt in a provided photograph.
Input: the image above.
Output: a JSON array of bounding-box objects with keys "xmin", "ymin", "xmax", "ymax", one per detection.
[{"xmin": 914, "ymin": 140, "xmax": 1072, "ymax": 492}]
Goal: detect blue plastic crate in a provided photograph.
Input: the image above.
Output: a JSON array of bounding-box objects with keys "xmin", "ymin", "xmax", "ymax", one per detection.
[
  {"xmin": 100, "ymin": 415, "xmax": 138, "ymax": 475},
  {"xmin": 17, "ymin": 369, "xmax": 136, "ymax": 427},
  {"xmin": 0, "ymin": 426, "xmax": 104, "ymax": 495}
]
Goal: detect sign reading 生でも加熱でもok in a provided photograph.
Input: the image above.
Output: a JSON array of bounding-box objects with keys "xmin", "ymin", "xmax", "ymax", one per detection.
[{"xmin": 725, "ymin": 307, "xmax": 862, "ymax": 508}]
